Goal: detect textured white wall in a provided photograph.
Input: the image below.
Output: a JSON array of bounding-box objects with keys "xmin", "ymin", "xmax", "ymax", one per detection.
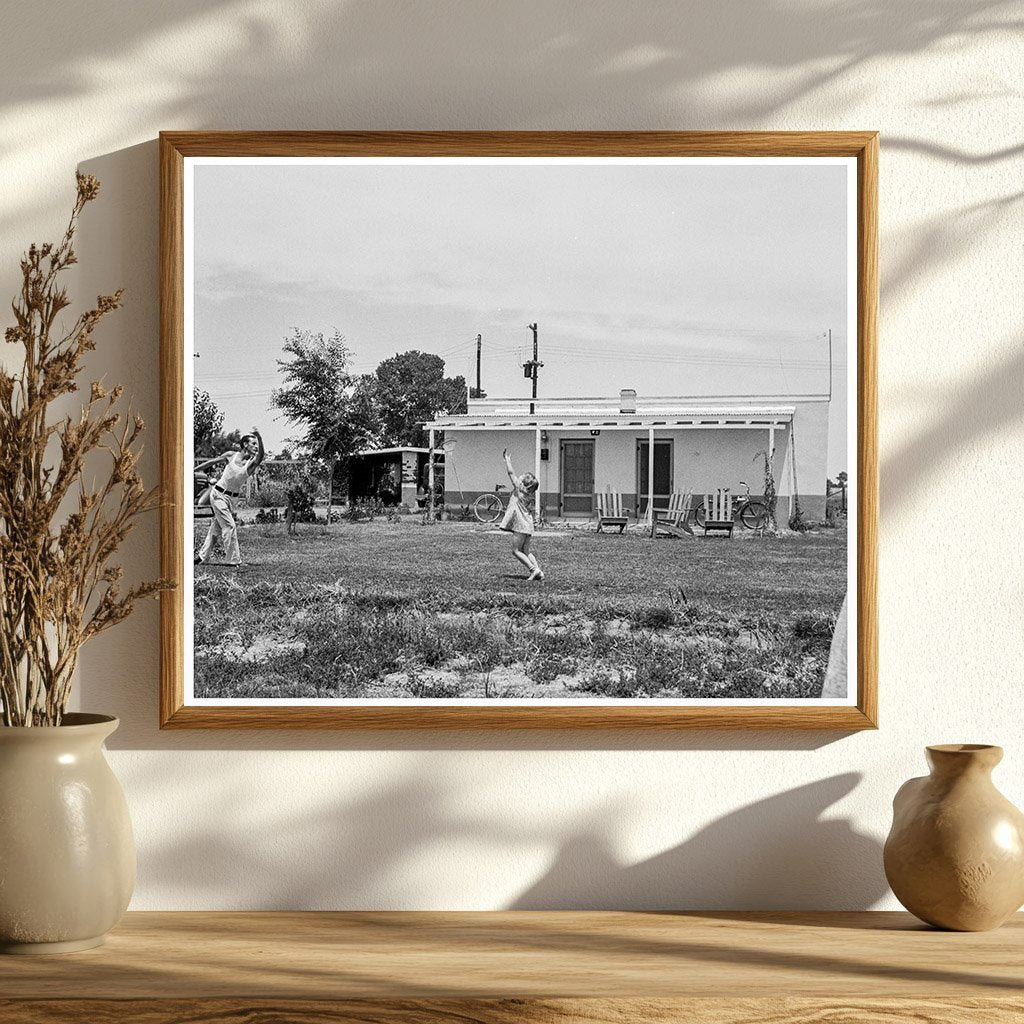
[
  {"xmin": 2, "ymin": 0, "xmax": 1021, "ymax": 911},
  {"xmin": 593, "ymin": 432, "xmax": 635, "ymax": 497}
]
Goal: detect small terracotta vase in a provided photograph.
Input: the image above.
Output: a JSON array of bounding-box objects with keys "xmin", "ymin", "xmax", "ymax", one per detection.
[
  {"xmin": 0, "ymin": 714, "xmax": 135, "ymax": 953},
  {"xmin": 884, "ymin": 744, "xmax": 1024, "ymax": 930}
]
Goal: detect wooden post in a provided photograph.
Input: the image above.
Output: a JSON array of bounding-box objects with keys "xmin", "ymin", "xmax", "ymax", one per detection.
[
  {"xmin": 777, "ymin": 425, "xmax": 790, "ymax": 516},
  {"xmin": 428, "ymin": 428, "xmax": 435, "ymax": 524},
  {"xmin": 788, "ymin": 421, "xmax": 796, "ymax": 520},
  {"xmin": 648, "ymin": 426, "xmax": 655, "ymax": 538},
  {"xmin": 535, "ymin": 428, "xmax": 542, "ymax": 524}
]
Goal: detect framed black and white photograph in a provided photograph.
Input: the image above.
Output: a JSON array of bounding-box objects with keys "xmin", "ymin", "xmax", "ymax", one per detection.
[{"xmin": 160, "ymin": 131, "xmax": 877, "ymax": 729}]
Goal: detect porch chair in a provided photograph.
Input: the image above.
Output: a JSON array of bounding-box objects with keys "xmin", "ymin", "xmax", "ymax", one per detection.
[
  {"xmin": 651, "ymin": 490, "xmax": 694, "ymax": 538},
  {"xmin": 594, "ymin": 490, "xmax": 631, "ymax": 534},
  {"xmin": 702, "ymin": 489, "xmax": 734, "ymax": 537}
]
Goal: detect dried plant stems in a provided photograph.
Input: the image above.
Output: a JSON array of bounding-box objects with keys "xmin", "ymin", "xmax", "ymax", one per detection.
[{"xmin": 0, "ymin": 173, "xmax": 171, "ymax": 726}]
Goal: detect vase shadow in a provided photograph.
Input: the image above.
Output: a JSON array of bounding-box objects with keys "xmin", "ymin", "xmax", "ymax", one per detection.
[{"xmin": 512, "ymin": 773, "xmax": 887, "ymax": 911}]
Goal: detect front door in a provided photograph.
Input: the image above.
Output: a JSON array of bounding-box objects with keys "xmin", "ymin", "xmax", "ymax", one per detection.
[
  {"xmin": 636, "ymin": 440, "xmax": 672, "ymax": 513},
  {"xmin": 560, "ymin": 439, "xmax": 595, "ymax": 515}
]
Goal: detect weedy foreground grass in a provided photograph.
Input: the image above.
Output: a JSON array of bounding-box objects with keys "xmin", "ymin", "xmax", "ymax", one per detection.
[{"xmin": 193, "ymin": 521, "xmax": 845, "ymax": 700}]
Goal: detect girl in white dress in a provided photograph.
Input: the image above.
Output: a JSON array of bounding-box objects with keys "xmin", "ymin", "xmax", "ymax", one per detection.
[
  {"xmin": 196, "ymin": 430, "xmax": 264, "ymax": 566},
  {"xmin": 499, "ymin": 448, "xmax": 544, "ymax": 581}
]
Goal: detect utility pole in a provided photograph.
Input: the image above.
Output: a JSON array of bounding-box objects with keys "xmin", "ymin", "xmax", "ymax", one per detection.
[
  {"xmin": 524, "ymin": 323, "xmax": 543, "ymax": 413},
  {"xmin": 468, "ymin": 334, "xmax": 487, "ymax": 400},
  {"xmin": 827, "ymin": 327, "xmax": 833, "ymax": 402}
]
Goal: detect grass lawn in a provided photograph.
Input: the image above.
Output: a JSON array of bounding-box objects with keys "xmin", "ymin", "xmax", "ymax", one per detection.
[{"xmin": 193, "ymin": 520, "xmax": 846, "ymax": 700}]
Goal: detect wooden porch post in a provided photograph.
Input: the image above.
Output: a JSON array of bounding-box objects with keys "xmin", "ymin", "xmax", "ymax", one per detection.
[
  {"xmin": 788, "ymin": 420, "xmax": 796, "ymax": 520},
  {"xmin": 648, "ymin": 425, "xmax": 655, "ymax": 538},
  {"xmin": 428, "ymin": 427, "xmax": 435, "ymax": 524},
  {"xmin": 535, "ymin": 427, "xmax": 542, "ymax": 523}
]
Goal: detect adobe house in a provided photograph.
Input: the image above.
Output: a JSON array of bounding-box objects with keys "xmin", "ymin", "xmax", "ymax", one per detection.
[{"xmin": 425, "ymin": 389, "xmax": 830, "ymax": 522}]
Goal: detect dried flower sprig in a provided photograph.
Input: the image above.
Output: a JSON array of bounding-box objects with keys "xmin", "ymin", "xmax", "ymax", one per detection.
[{"xmin": 0, "ymin": 173, "xmax": 172, "ymax": 726}]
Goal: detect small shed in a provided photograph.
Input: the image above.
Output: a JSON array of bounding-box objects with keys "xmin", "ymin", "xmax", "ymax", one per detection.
[{"xmin": 346, "ymin": 447, "xmax": 444, "ymax": 506}]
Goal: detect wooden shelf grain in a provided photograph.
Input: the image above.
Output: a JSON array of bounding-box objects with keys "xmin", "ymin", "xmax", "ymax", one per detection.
[{"xmin": 1, "ymin": 911, "xmax": 1021, "ymax": 1022}]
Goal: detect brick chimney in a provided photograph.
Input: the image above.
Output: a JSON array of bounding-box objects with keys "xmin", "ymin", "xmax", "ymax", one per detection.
[{"xmin": 619, "ymin": 389, "xmax": 637, "ymax": 414}]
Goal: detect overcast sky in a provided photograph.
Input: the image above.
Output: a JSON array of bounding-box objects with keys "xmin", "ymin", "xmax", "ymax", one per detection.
[{"xmin": 191, "ymin": 158, "xmax": 851, "ymax": 472}]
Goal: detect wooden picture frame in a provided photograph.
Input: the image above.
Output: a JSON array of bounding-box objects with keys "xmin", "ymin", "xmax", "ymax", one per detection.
[{"xmin": 160, "ymin": 131, "xmax": 877, "ymax": 730}]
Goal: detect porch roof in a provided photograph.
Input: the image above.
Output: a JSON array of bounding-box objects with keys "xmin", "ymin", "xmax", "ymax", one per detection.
[{"xmin": 425, "ymin": 405, "xmax": 795, "ymax": 432}]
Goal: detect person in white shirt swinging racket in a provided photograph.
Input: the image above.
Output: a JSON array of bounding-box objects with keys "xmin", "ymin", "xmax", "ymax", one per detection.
[{"xmin": 194, "ymin": 429, "xmax": 264, "ymax": 567}]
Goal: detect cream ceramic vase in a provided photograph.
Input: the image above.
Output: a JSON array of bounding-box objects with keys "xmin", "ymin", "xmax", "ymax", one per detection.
[
  {"xmin": 884, "ymin": 744, "xmax": 1024, "ymax": 931},
  {"xmin": 0, "ymin": 713, "xmax": 135, "ymax": 953}
]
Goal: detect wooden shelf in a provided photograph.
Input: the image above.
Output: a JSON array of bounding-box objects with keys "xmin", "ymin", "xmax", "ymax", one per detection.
[{"xmin": 1, "ymin": 911, "xmax": 1022, "ymax": 1022}]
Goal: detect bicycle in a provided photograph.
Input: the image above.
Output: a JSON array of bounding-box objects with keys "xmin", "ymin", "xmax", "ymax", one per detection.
[
  {"xmin": 473, "ymin": 483, "xmax": 509, "ymax": 524},
  {"xmin": 692, "ymin": 480, "xmax": 768, "ymax": 530}
]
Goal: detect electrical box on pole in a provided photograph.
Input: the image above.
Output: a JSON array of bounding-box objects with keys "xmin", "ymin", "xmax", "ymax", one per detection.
[{"xmin": 523, "ymin": 323, "xmax": 543, "ymax": 413}]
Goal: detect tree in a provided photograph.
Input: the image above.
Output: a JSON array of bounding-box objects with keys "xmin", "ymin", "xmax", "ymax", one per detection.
[
  {"xmin": 270, "ymin": 328, "xmax": 375, "ymax": 485},
  {"xmin": 206, "ymin": 429, "xmax": 244, "ymax": 457},
  {"xmin": 193, "ymin": 388, "xmax": 223, "ymax": 451},
  {"xmin": 366, "ymin": 350, "xmax": 467, "ymax": 448}
]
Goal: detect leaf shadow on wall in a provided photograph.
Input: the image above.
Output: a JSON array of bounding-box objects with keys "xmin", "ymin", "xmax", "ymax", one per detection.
[
  {"xmin": 882, "ymin": 336, "xmax": 1024, "ymax": 511},
  {"xmin": 1, "ymin": 0, "xmax": 1019, "ymax": 246}
]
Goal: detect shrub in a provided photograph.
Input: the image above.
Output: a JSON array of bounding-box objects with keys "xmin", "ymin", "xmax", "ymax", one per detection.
[
  {"xmin": 421, "ymin": 502, "xmax": 445, "ymax": 523},
  {"xmin": 295, "ymin": 606, "xmax": 407, "ymax": 680},
  {"xmin": 252, "ymin": 481, "xmax": 289, "ymax": 508},
  {"xmin": 345, "ymin": 498, "xmax": 386, "ymax": 522},
  {"xmin": 526, "ymin": 652, "xmax": 578, "ymax": 683},
  {"xmin": 571, "ymin": 668, "xmax": 645, "ymax": 698},
  {"xmin": 789, "ymin": 499, "xmax": 810, "ymax": 532},
  {"xmin": 633, "ymin": 648, "xmax": 688, "ymax": 692},
  {"xmin": 287, "ymin": 656, "xmax": 371, "ymax": 698},
  {"xmin": 790, "ymin": 611, "xmax": 836, "ymax": 653},
  {"xmin": 286, "ymin": 485, "xmax": 318, "ymax": 523},
  {"xmin": 406, "ymin": 672, "xmax": 466, "ymax": 699},
  {"xmin": 630, "ymin": 606, "xmax": 677, "ymax": 630}
]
